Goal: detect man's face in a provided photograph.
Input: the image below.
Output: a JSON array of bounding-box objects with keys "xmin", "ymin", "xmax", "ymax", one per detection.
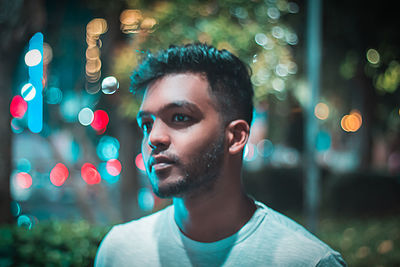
[{"xmin": 137, "ymin": 73, "xmax": 226, "ymax": 198}]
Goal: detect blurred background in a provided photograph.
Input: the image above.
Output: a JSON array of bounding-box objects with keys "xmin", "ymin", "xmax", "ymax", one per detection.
[{"xmin": 0, "ymin": 0, "xmax": 399, "ymax": 266}]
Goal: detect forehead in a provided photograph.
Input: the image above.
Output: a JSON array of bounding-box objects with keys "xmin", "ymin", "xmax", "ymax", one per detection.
[{"xmin": 139, "ymin": 73, "xmax": 217, "ymax": 113}]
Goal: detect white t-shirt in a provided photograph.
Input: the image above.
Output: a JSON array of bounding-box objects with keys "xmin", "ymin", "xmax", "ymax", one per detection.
[{"xmin": 95, "ymin": 201, "xmax": 346, "ymax": 266}]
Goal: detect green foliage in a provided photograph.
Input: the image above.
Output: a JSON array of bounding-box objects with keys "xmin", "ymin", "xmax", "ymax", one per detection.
[
  {"xmin": 1, "ymin": 216, "xmax": 400, "ymax": 266},
  {"xmin": 0, "ymin": 220, "xmax": 111, "ymax": 267},
  {"xmin": 318, "ymin": 216, "xmax": 400, "ymax": 267}
]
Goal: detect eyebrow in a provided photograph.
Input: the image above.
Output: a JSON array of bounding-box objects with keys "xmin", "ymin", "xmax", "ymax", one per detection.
[{"xmin": 137, "ymin": 100, "xmax": 202, "ymax": 120}]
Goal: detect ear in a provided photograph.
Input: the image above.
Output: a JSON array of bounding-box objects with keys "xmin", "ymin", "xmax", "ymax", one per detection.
[{"xmin": 226, "ymin": 120, "xmax": 250, "ymax": 155}]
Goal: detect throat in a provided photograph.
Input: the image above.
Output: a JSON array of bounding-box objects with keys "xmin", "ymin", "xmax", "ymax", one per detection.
[{"xmin": 173, "ymin": 195, "xmax": 256, "ymax": 243}]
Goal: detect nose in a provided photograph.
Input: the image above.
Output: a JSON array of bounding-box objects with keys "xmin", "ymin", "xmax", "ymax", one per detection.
[{"xmin": 148, "ymin": 120, "xmax": 170, "ymax": 150}]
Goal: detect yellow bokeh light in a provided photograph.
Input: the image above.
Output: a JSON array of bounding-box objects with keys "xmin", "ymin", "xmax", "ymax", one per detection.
[
  {"xmin": 366, "ymin": 48, "xmax": 380, "ymax": 64},
  {"xmin": 120, "ymin": 9, "xmax": 142, "ymax": 33},
  {"xmin": 86, "ymin": 46, "xmax": 100, "ymax": 60},
  {"xmin": 86, "ymin": 58, "xmax": 102, "ymax": 74},
  {"xmin": 86, "ymin": 18, "xmax": 108, "ymax": 37},
  {"xmin": 140, "ymin": 17, "xmax": 157, "ymax": 32},
  {"xmin": 314, "ymin": 102, "xmax": 329, "ymax": 120}
]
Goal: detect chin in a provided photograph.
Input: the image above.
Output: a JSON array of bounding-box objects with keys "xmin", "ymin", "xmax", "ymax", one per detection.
[{"xmin": 151, "ymin": 176, "xmax": 187, "ymax": 198}]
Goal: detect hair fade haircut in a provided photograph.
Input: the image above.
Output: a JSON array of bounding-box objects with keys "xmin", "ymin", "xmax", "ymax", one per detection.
[{"xmin": 130, "ymin": 43, "xmax": 254, "ymax": 126}]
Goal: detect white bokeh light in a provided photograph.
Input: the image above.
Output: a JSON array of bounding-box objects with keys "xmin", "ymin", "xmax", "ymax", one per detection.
[
  {"xmin": 24, "ymin": 49, "xmax": 42, "ymax": 67},
  {"xmin": 78, "ymin": 107, "xmax": 94, "ymax": 126}
]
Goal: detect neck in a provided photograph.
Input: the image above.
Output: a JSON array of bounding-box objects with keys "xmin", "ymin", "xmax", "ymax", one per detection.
[{"xmin": 172, "ymin": 168, "xmax": 256, "ymax": 242}]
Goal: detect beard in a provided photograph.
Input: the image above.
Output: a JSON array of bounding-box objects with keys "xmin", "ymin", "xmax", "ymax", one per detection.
[{"xmin": 150, "ymin": 132, "xmax": 225, "ymax": 198}]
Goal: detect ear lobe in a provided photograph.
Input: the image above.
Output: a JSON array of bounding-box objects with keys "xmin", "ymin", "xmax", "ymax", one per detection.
[{"xmin": 227, "ymin": 120, "xmax": 250, "ymax": 155}]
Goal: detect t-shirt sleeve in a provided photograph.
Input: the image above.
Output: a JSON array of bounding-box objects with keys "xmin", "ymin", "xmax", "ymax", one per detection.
[
  {"xmin": 316, "ymin": 251, "xmax": 347, "ymax": 267},
  {"xmin": 94, "ymin": 226, "xmax": 117, "ymax": 267}
]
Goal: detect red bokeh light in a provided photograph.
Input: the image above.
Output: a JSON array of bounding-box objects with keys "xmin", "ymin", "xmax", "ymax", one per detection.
[
  {"xmin": 10, "ymin": 95, "xmax": 28, "ymax": 118},
  {"xmin": 135, "ymin": 153, "xmax": 146, "ymax": 171},
  {"xmin": 106, "ymin": 159, "xmax": 122, "ymax": 176},
  {"xmin": 16, "ymin": 172, "xmax": 32, "ymax": 189},
  {"xmin": 91, "ymin": 110, "xmax": 109, "ymax": 132},
  {"xmin": 81, "ymin": 163, "xmax": 101, "ymax": 185},
  {"xmin": 50, "ymin": 163, "xmax": 69, "ymax": 187}
]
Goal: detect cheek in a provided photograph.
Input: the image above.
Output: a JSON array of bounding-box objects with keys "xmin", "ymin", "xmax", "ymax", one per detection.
[{"xmin": 173, "ymin": 129, "xmax": 221, "ymax": 158}]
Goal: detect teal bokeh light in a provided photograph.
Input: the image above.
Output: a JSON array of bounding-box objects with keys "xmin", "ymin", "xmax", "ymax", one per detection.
[
  {"xmin": 96, "ymin": 136, "xmax": 120, "ymax": 161},
  {"xmin": 138, "ymin": 188, "xmax": 154, "ymax": 212},
  {"xmin": 316, "ymin": 130, "xmax": 331, "ymax": 151},
  {"xmin": 16, "ymin": 158, "xmax": 32, "ymax": 173}
]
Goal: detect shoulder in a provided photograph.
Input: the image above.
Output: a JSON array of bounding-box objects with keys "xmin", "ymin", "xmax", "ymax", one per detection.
[
  {"xmin": 95, "ymin": 205, "xmax": 172, "ymax": 266},
  {"xmin": 254, "ymin": 202, "xmax": 347, "ymax": 266},
  {"xmin": 116, "ymin": 205, "xmax": 170, "ymax": 235}
]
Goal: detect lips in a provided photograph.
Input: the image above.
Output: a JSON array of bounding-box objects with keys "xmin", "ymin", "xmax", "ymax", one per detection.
[{"xmin": 149, "ymin": 155, "xmax": 175, "ymax": 172}]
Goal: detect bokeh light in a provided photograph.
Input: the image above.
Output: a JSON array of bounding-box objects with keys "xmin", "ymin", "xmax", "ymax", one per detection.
[
  {"xmin": 101, "ymin": 76, "xmax": 119, "ymax": 94},
  {"xmin": 315, "ymin": 102, "xmax": 330, "ymax": 120},
  {"xmin": 255, "ymin": 33, "xmax": 268, "ymax": 46},
  {"xmin": 366, "ymin": 48, "xmax": 380, "ymax": 65},
  {"xmin": 11, "ymin": 118, "xmax": 24, "ymax": 134},
  {"xmin": 98, "ymin": 162, "xmax": 120, "ymax": 184},
  {"xmin": 24, "ymin": 49, "xmax": 42, "ymax": 67},
  {"xmin": 91, "ymin": 110, "xmax": 109, "ymax": 132},
  {"xmin": 11, "ymin": 201, "xmax": 21, "ymax": 217},
  {"xmin": 267, "ymin": 7, "xmax": 280, "ymax": 20},
  {"xmin": 50, "ymin": 163, "xmax": 69, "ymax": 187},
  {"xmin": 16, "ymin": 158, "xmax": 31, "ymax": 173},
  {"xmin": 96, "ymin": 136, "xmax": 120, "ymax": 161},
  {"xmin": 17, "ymin": 214, "xmax": 33, "ymax": 229},
  {"xmin": 272, "ymin": 78, "xmax": 285, "ymax": 92},
  {"xmin": 85, "ymin": 46, "xmax": 100, "ymax": 59},
  {"xmin": 120, "ymin": 9, "xmax": 143, "ymax": 33},
  {"xmin": 16, "ymin": 172, "xmax": 32, "ymax": 189},
  {"xmin": 86, "ymin": 18, "xmax": 108, "ymax": 37},
  {"xmin": 341, "ymin": 110, "xmax": 362, "ymax": 132},
  {"xmin": 42, "ymin": 42, "xmax": 53, "ymax": 65},
  {"xmin": 106, "ymin": 159, "xmax": 122, "ymax": 176},
  {"xmin": 60, "ymin": 94, "xmax": 80, "ymax": 122},
  {"xmin": 21, "ymin": 83, "xmax": 36, "ymax": 101},
  {"xmin": 10, "ymin": 95, "xmax": 28, "ymax": 118},
  {"xmin": 78, "ymin": 107, "xmax": 94, "ymax": 126},
  {"xmin": 138, "ymin": 187, "xmax": 154, "ymax": 211},
  {"xmin": 256, "ymin": 139, "xmax": 274, "ymax": 158},
  {"xmin": 140, "ymin": 17, "xmax": 157, "ymax": 32},
  {"xmin": 316, "ymin": 131, "xmax": 331, "ymax": 151},
  {"xmin": 135, "ymin": 153, "xmax": 146, "ymax": 171},
  {"xmin": 288, "ymin": 2, "xmax": 300, "ymax": 13},
  {"xmin": 44, "ymin": 87, "xmax": 63, "ymax": 104},
  {"xmin": 81, "ymin": 163, "xmax": 101, "ymax": 185}
]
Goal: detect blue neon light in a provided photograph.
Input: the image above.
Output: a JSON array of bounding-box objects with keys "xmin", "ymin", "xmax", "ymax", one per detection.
[{"xmin": 27, "ymin": 32, "xmax": 43, "ymax": 133}]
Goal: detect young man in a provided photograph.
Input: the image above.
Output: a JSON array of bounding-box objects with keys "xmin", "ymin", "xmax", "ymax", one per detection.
[{"xmin": 95, "ymin": 43, "xmax": 346, "ymax": 266}]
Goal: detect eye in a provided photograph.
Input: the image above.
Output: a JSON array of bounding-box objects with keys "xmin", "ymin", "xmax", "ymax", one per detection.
[{"xmin": 172, "ymin": 114, "xmax": 191, "ymax": 123}]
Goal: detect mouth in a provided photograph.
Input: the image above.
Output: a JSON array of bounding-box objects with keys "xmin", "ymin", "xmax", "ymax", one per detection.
[{"xmin": 150, "ymin": 155, "xmax": 176, "ymax": 172}]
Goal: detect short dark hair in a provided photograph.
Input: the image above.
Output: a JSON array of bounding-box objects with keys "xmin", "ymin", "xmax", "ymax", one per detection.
[{"xmin": 130, "ymin": 43, "xmax": 254, "ymax": 126}]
